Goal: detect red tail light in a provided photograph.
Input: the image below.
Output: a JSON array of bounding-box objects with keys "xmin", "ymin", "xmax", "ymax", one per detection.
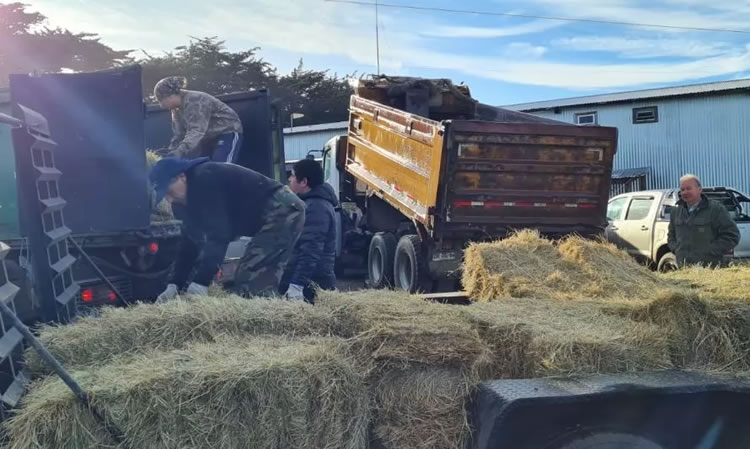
[
  {"xmin": 148, "ymin": 242, "xmax": 159, "ymax": 254},
  {"xmin": 81, "ymin": 289, "xmax": 94, "ymax": 303},
  {"xmin": 108, "ymin": 291, "xmax": 117, "ymax": 302}
]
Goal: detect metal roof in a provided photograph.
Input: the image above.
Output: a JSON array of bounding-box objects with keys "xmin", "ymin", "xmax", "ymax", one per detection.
[
  {"xmin": 283, "ymin": 121, "xmax": 348, "ymax": 134},
  {"xmin": 504, "ymin": 78, "xmax": 750, "ymax": 112},
  {"xmin": 611, "ymin": 167, "xmax": 651, "ymax": 180}
]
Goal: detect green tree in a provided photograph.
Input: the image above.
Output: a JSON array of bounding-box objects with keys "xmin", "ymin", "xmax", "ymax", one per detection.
[
  {"xmin": 276, "ymin": 59, "xmax": 353, "ymax": 127},
  {"xmin": 139, "ymin": 37, "xmax": 276, "ymax": 100},
  {"xmin": 140, "ymin": 39, "xmax": 353, "ymax": 127},
  {"xmin": 0, "ymin": 2, "xmax": 132, "ymax": 86}
]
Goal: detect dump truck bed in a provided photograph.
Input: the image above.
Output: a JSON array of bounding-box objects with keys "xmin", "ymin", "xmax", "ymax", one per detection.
[{"xmin": 346, "ymin": 95, "xmax": 617, "ymax": 238}]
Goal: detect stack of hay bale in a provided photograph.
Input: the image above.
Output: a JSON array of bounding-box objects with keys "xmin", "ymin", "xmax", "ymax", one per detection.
[{"xmin": 7, "ymin": 231, "xmax": 750, "ymax": 449}]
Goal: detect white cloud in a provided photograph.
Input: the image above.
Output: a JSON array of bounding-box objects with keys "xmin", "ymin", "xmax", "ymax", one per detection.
[
  {"xmin": 504, "ymin": 42, "xmax": 548, "ymax": 58},
  {"xmin": 405, "ymin": 45, "xmax": 750, "ymax": 89},
  {"xmin": 526, "ymin": 0, "xmax": 750, "ymax": 31},
  {"xmin": 25, "ymin": 0, "xmax": 750, "ymax": 91},
  {"xmin": 553, "ymin": 37, "xmax": 733, "ymax": 59},
  {"xmin": 422, "ymin": 20, "xmax": 560, "ymax": 38}
]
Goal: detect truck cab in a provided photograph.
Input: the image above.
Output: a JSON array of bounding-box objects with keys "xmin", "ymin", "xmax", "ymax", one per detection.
[{"xmin": 606, "ymin": 187, "xmax": 750, "ymax": 270}]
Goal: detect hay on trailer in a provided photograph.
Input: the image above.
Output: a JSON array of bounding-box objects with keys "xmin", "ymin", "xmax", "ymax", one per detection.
[
  {"xmin": 27, "ymin": 295, "xmax": 337, "ymax": 376},
  {"xmin": 610, "ymin": 290, "xmax": 750, "ymax": 372},
  {"xmin": 466, "ymin": 298, "xmax": 672, "ymax": 378},
  {"xmin": 146, "ymin": 149, "xmax": 175, "ymax": 221},
  {"xmin": 8, "ymin": 337, "xmax": 370, "ymax": 449},
  {"xmin": 463, "ymin": 230, "xmax": 672, "ymax": 302},
  {"xmin": 662, "ymin": 265, "xmax": 750, "ymax": 301},
  {"xmin": 372, "ymin": 367, "xmax": 471, "ymax": 449},
  {"xmin": 316, "ymin": 290, "xmax": 492, "ymax": 371}
]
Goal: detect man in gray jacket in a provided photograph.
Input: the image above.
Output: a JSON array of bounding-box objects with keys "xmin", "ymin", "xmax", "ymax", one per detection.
[{"xmin": 668, "ymin": 174, "xmax": 740, "ymax": 268}]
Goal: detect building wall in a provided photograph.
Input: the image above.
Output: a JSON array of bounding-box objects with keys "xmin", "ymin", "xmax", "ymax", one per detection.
[
  {"xmin": 283, "ymin": 127, "xmax": 347, "ymax": 161},
  {"xmin": 528, "ymin": 92, "xmax": 750, "ymax": 194}
]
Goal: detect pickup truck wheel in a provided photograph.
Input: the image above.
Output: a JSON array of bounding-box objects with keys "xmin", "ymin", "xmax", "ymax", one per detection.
[
  {"xmin": 555, "ymin": 433, "xmax": 664, "ymax": 449},
  {"xmin": 394, "ymin": 235, "xmax": 429, "ymax": 293},
  {"xmin": 657, "ymin": 252, "xmax": 679, "ymax": 272},
  {"xmin": 368, "ymin": 233, "xmax": 397, "ymax": 288}
]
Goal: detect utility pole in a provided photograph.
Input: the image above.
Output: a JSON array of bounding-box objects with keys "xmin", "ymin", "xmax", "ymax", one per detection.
[{"xmin": 375, "ymin": 0, "xmax": 381, "ymax": 75}]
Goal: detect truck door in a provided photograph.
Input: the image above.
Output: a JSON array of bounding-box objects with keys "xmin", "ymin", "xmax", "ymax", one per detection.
[
  {"xmin": 617, "ymin": 195, "xmax": 657, "ymax": 259},
  {"xmin": 728, "ymin": 189, "xmax": 750, "ymax": 258},
  {"xmin": 605, "ymin": 195, "xmax": 629, "ymax": 248}
]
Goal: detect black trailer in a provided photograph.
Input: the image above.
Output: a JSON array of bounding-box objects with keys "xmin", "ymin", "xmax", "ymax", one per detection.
[{"xmin": 0, "ymin": 65, "xmax": 285, "ymax": 317}]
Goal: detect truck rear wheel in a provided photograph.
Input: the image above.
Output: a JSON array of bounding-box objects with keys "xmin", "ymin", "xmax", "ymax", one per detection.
[
  {"xmin": 368, "ymin": 232, "xmax": 397, "ymax": 288},
  {"xmin": 555, "ymin": 433, "xmax": 664, "ymax": 449},
  {"xmin": 394, "ymin": 235, "xmax": 429, "ymax": 293},
  {"xmin": 657, "ymin": 252, "xmax": 678, "ymax": 272}
]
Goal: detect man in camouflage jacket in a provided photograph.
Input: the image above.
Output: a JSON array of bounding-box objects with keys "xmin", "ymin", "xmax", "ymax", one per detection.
[{"xmin": 154, "ymin": 77, "xmax": 243, "ymax": 162}]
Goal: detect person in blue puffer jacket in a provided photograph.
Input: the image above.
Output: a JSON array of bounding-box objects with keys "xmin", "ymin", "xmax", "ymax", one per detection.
[{"xmin": 282, "ymin": 159, "xmax": 338, "ymax": 302}]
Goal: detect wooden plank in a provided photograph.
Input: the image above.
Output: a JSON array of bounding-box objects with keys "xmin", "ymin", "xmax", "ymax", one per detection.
[{"xmin": 420, "ymin": 291, "xmax": 470, "ymax": 301}]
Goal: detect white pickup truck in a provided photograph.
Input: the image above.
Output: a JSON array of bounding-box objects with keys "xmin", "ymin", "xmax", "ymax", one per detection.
[{"xmin": 605, "ymin": 187, "xmax": 750, "ymax": 271}]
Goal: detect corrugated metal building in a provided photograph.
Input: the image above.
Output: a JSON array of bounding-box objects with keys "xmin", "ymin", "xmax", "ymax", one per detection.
[
  {"xmin": 283, "ymin": 121, "xmax": 348, "ymax": 162},
  {"xmin": 504, "ymin": 79, "xmax": 750, "ymax": 195}
]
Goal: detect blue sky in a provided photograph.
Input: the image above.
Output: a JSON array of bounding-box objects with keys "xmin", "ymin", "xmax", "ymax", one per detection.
[{"xmin": 28, "ymin": 0, "xmax": 750, "ymax": 105}]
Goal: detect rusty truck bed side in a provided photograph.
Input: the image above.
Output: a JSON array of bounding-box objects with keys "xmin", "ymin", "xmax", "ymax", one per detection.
[
  {"xmin": 442, "ymin": 121, "xmax": 617, "ymax": 235},
  {"xmin": 346, "ymin": 95, "xmax": 444, "ymax": 224}
]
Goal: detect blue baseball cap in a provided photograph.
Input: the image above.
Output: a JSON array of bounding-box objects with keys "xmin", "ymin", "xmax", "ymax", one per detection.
[{"xmin": 149, "ymin": 157, "xmax": 209, "ymax": 205}]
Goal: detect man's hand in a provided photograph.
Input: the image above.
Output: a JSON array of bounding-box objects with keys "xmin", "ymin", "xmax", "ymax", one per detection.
[
  {"xmin": 156, "ymin": 284, "xmax": 179, "ymax": 303},
  {"xmin": 186, "ymin": 282, "xmax": 209, "ymax": 296},
  {"xmin": 285, "ymin": 284, "xmax": 305, "ymax": 300}
]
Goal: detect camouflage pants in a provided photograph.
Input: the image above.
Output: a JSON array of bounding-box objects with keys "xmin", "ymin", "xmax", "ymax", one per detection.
[{"xmin": 231, "ymin": 186, "xmax": 305, "ymax": 297}]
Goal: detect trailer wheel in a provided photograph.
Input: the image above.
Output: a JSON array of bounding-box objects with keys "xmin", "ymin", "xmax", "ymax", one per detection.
[
  {"xmin": 368, "ymin": 233, "xmax": 397, "ymax": 288},
  {"xmin": 555, "ymin": 433, "xmax": 664, "ymax": 449},
  {"xmin": 657, "ymin": 252, "xmax": 678, "ymax": 272},
  {"xmin": 394, "ymin": 235, "xmax": 429, "ymax": 293}
]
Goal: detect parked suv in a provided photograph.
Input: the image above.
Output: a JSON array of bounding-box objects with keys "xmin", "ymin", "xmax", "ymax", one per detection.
[{"xmin": 606, "ymin": 187, "xmax": 750, "ymax": 271}]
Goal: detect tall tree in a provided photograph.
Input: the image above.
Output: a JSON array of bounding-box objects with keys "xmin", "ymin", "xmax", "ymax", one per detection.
[
  {"xmin": 0, "ymin": 2, "xmax": 132, "ymax": 86},
  {"xmin": 140, "ymin": 39, "xmax": 353, "ymax": 127},
  {"xmin": 139, "ymin": 37, "xmax": 275, "ymax": 100},
  {"xmin": 276, "ymin": 59, "xmax": 353, "ymax": 127}
]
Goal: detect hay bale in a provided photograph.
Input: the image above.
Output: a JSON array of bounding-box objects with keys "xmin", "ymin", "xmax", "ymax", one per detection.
[
  {"xmin": 463, "ymin": 230, "xmax": 671, "ymax": 301},
  {"xmin": 372, "ymin": 367, "xmax": 471, "ymax": 449},
  {"xmin": 8, "ymin": 337, "xmax": 370, "ymax": 449},
  {"xmin": 663, "ymin": 265, "xmax": 750, "ymax": 301},
  {"xmin": 616, "ymin": 290, "xmax": 750, "ymax": 372},
  {"xmin": 466, "ymin": 298, "xmax": 672, "ymax": 377},
  {"xmin": 27, "ymin": 296, "xmax": 337, "ymax": 376},
  {"xmin": 317, "ymin": 290, "xmax": 492, "ymax": 371}
]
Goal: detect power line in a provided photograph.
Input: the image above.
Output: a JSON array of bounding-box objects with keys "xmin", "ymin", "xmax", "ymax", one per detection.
[
  {"xmin": 324, "ymin": 0, "xmax": 750, "ymax": 34},
  {"xmin": 375, "ymin": 0, "xmax": 380, "ymax": 74}
]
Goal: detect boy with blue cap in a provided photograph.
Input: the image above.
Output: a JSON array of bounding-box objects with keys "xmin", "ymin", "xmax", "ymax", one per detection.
[{"xmin": 150, "ymin": 157, "xmax": 305, "ymax": 299}]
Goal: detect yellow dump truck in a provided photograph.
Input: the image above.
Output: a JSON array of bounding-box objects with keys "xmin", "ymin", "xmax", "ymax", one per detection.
[{"xmin": 319, "ymin": 77, "xmax": 618, "ymax": 292}]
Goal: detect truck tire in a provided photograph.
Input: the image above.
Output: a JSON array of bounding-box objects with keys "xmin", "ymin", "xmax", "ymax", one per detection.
[
  {"xmin": 657, "ymin": 252, "xmax": 678, "ymax": 272},
  {"xmin": 394, "ymin": 235, "xmax": 429, "ymax": 293},
  {"xmin": 555, "ymin": 433, "xmax": 664, "ymax": 449},
  {"xmin": 368, "ymin": 232, "xmax": 397, "ymax": 288}
]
